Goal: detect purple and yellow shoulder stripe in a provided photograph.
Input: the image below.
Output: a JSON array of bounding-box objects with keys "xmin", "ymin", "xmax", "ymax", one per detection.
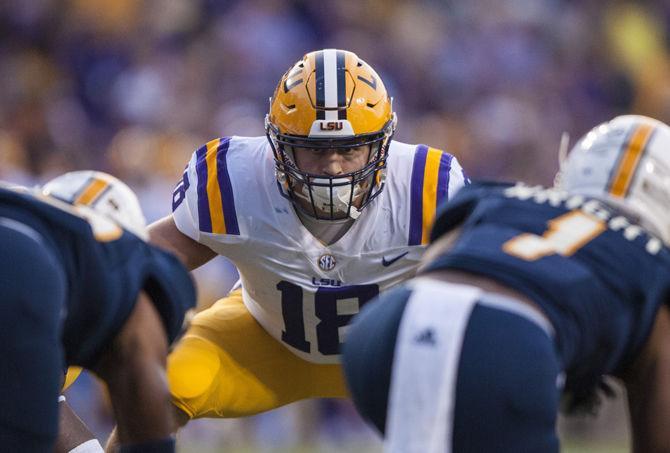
[
  {"xmin": 408, "ymin": 145, "xmax": 453, "ymax": 246},
  {"xmin": 194, "ymin": 137, "xmax": 239, "ymax": 235}
]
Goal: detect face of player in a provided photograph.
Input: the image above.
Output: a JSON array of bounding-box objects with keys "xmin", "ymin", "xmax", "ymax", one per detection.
[
  {"xmin": 292, "ymin": 145, "xmax": 371, "ymax": 177},
  {"xmin": 290, "ymin": 144, "xmax": 373, "ymax": 215}
]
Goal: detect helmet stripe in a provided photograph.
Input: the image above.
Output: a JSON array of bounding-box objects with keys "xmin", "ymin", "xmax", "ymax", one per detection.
[
  {"xmin": 608, "ymin": 123, "xmax": 655, "ymax": 197},
  {"xmin": 336, "ymin": 50, "xmax": 347, "ymax": 120},
  {"xmin": 322, "ymin": 49, "xmax": 339, "ymax": 121},
  {"xmin": 74, "ymin": 177, "xmax": 109, "ymax": 206},
  {"xmin": 315, "ymin": 51, "xmax": 325, "ymax": 120}
]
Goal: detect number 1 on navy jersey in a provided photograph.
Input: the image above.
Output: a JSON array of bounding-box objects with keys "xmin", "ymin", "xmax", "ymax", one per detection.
[
  {"xmin": 277, "ymin": 281, "xmax": 379, "ymax": 355},
  {"xmin": 503, "ymin": 210, "xmax": 606, "ymax": 260}
]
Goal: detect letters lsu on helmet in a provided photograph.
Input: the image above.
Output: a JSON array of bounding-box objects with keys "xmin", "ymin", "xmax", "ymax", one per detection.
[
  {"xmin": 266, "ymin": 49, "xmax": 397, "ymax": 221},
  {"xmin": 42, "ymin": 170, "xmax": 149, "ymax": 240},
  {"xmin": 557, "ymin": 115, "xmax": 670, "ymax": 244}
]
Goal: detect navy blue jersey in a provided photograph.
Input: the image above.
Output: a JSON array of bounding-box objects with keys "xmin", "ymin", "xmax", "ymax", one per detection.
[
  {"xmin": 0, "ymin": 187, "xmax": 196, "ymax": 368},
  {"xmin": 427, "ymin": 182, "xmax": 670, "ymax": 396}
]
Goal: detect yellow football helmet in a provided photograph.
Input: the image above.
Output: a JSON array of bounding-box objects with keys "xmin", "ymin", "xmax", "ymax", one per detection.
[{"xmin": 266, "ymin": 49, "xmax": 397, "ymax": 220}]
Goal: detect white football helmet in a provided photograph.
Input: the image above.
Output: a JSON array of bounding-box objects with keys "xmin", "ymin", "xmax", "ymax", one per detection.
[
  {"xmin": 557, "ymin": 115, "xmax": 670, "ymax": 244},
  {"xmin": 42, "ymin": 171, "xmax": 148, "ymax": 240}
]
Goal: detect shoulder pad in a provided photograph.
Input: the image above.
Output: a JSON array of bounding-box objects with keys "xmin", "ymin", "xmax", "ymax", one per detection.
[{"xmin": 429, "ymin": 180, "xmax": 514, "ymax": 242}]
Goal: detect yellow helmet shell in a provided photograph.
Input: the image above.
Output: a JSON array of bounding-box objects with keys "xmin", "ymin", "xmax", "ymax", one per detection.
[{"xmin": 269, "ymin": 49, "xmax": 393, "ymax": 137}]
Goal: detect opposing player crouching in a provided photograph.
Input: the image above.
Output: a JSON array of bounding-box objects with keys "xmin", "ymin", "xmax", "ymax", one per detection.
[
  {"xmin": 343, "ymin": 115, "xmax": 670, "ymax": 452},
  {"xmin": 0, "ymin": 171, "xmax": 195, "ymax": 453}
]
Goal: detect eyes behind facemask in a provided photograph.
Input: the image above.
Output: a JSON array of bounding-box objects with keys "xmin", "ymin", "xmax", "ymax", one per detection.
[{"xmin": 282, "ymin": 143, "xmax": 378, "ymax": 172}]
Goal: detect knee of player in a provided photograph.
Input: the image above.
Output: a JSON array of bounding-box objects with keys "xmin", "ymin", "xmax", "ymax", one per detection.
[{"xmin": 168, "ymin": 336, "xmax": 222, "ymax": 400}]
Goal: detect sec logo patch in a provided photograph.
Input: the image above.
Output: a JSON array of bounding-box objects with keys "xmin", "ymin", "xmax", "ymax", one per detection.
[{"xmin": 318, "ymin": 254, "xmax": 336, "ymax": 271}]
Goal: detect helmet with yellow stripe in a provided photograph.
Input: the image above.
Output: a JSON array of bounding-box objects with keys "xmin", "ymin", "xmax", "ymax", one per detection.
[
  {"xmin": 266, "ymin": 49, "xmax": 397, "ymax": 221},
  {"xmin": 41, "ymin": 170, "xmax": 148, "ymax": 240},
  {"xmin": 557, "ymin": 115, "xmax": 670, "ymax": 244}
]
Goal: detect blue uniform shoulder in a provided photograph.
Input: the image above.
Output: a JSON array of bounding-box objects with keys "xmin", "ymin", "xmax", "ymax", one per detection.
[
  {"xmin": 430, "ymin": 180, "xmax": 515, "ymax": 242},
  {"xmin": 63, "ymin": 229, "xmax": 195, "ymax": 366},
  {"xmin": 0, "ymin": 187, "xmax": 196, "ymax": 365},
  {"xmin": 140, "ymin": 245, "xmax": 196, "ymax": 342}
]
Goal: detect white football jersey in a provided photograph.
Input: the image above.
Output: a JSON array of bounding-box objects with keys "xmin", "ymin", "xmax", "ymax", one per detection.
[{"xmin": 172, "ymin": 136, "xmax": 468, "ymax": 363}]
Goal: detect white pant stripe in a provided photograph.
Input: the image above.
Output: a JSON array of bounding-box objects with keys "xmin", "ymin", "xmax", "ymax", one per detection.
[{"xmin": 385, "ymin": 280, "xmax": 480, "ymax": 453}]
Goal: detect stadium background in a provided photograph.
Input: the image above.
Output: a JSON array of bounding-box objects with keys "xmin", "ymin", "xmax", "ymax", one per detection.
[{"xmin": 2, "ymin": 0, "xmax": 668, "ymax": 451}]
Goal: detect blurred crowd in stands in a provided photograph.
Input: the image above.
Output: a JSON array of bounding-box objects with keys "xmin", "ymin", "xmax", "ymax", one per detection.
[{"xmin": 2, "ymin": 0, "xmax": 667, "ymax": 450}]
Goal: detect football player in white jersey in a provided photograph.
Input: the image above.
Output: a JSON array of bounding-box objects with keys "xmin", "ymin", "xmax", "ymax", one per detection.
[{"xmin": 108, "ymin": 49, "xmax": 468, "ymax": 442}]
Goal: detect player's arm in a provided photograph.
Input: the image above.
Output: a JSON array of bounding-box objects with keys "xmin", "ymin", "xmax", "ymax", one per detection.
[
  {"xmin": 55, "ymin": 398, "xmax": 103, "ymax": 453},
  {"xmin": 148, "ymin": 215, "xmax": 216, "ymax": 271},
  {"xmin": 622, "ymin": 303, "xmax": 670, "ymax": 453},
  {"xmin": 92, "ymin": 291, "xmax": 177, "ymax": 453}
]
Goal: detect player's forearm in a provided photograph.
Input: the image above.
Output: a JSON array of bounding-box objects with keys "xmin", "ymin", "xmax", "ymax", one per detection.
[
  {"xmin": 625, "ymin": 305, "xmax": 670, "ymax": 453},
  {"xmin": 94, "ymin": 294, "xmax": 176, "ymax": 451},
  {"xmin": 106, "ymin": 360, "xmax": 176, "ymax": 444},
  {"xmin": 627, "ymin": 374, "xmax": 670, "ymax": 453},
  {"xmin": 55, "ymin": 398, "xmax": 103, "ymax": 453}
]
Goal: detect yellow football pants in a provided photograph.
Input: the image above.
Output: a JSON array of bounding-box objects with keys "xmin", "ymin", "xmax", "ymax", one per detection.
[{"xmin": 167, "ymin": 289, "xmax": 348, "ymax": 418}]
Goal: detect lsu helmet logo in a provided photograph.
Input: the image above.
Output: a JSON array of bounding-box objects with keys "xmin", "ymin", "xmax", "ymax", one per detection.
[
  {"xmin": 309, "ymin": 120, "xmax": 354, "ymax": 136},
  {"xmin": 320, "ymin": 121, "xmax": 343, "ymax": 131}
]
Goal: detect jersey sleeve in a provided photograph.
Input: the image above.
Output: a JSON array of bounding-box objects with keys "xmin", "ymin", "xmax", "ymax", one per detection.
[
  {"xmin": 64, "ymin": 230, "xmax": 197, "ymax": 367},
  {"xmin": 171, "ymin": 151, "xmax": 200, "ymax": 241},
  {"xmin": 407, "ymin": 146, "xmax": 471, "ymax": 246},
  {"xmin": 447, "ymin": 154, "xmax": 470, "ymax": 195},
  {"xmin": 172, "ymin": 137, "xmax": 240, "ymax": 242},
  {"xmin": 141, "ymin": 246, "xmax": 197, "ymax": 343},
  {"xmin": 429, "ymin": 181, "xmax": 514, "ymax": 242}
]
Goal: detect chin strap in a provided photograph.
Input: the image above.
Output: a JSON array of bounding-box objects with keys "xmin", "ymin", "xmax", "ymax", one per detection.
[{"xmin": 348, "ymin": 206, "xmax": 362, "ymax": 220}]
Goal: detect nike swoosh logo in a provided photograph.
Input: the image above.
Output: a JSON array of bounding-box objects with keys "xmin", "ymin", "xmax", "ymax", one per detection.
[{"xmin": 382, "ymin": 251, "xmax": 409, "ymax": 267}]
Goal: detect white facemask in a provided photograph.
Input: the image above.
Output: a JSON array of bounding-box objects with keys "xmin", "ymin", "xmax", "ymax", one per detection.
[{"xmin": 293, "ymin": 176, "xmax": 367, "ymax": 220}]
